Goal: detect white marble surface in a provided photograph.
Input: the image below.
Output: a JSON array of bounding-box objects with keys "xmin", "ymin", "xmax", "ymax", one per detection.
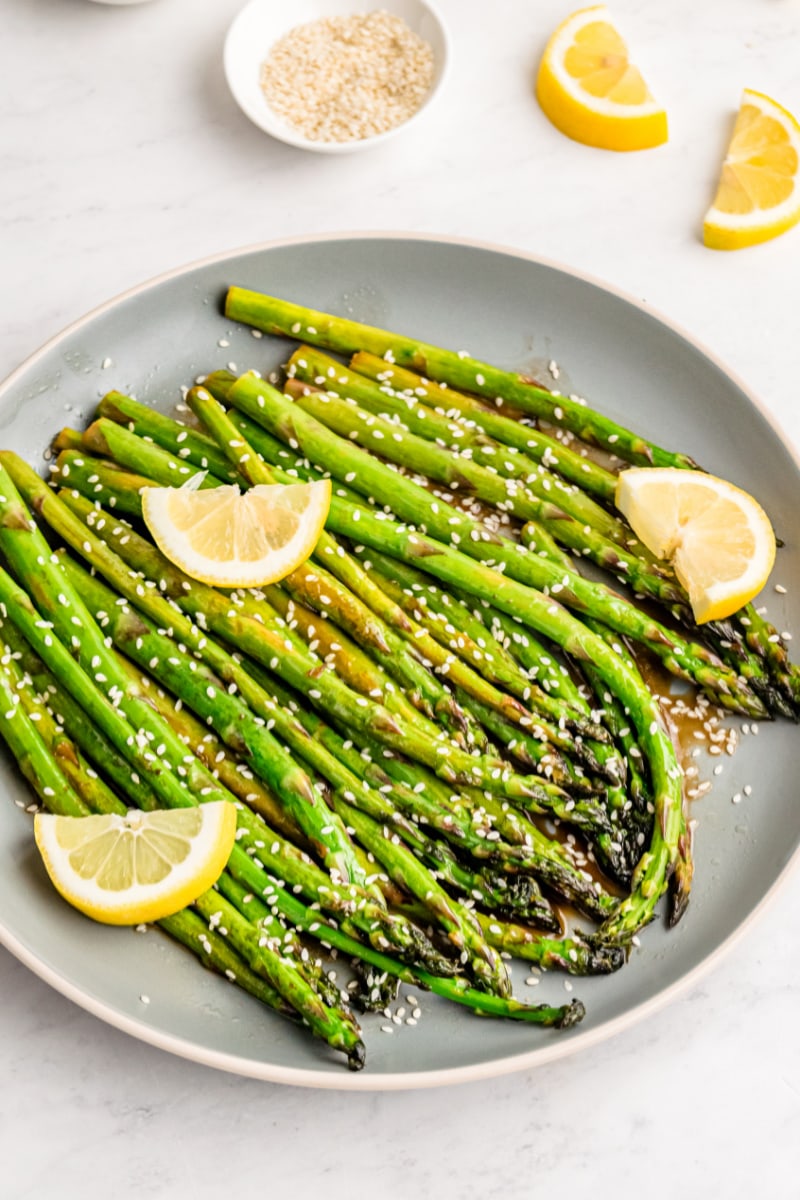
[{"xmin": 2, "ymin": 0, "xmax": 800, "ymax": 1195}]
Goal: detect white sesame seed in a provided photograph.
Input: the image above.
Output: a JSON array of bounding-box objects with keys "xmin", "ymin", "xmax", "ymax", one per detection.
[{"xmin": 259, "ymin": 13, "xmax": 435, "ymax": 144}]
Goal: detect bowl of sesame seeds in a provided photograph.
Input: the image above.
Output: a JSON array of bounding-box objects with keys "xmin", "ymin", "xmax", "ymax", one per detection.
[{"xmin": 224, "ymin": 0, "xmax": 449, "ymax": 153}]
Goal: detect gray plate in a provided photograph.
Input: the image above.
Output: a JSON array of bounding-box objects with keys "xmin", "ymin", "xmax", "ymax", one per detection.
[{"xmin": 1, "ymin": 234, "xmax": 798, "ymax": 1090}]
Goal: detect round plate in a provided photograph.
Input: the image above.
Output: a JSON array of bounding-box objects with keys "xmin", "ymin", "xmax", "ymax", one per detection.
[{"xmin": 1, "ymin": 234, "xmax": 798, "ymax": 1089}]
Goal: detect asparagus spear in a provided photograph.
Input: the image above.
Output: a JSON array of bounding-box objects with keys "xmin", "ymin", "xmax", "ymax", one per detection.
[
  {"xmin": 20, "ymin": 474, "xmax": 580, "ymax": 925},
  {"xmin": 732, "ymin": 606, "xmax": 800, "ymax": 701},
  {"xmin": 0, "ymin": 660, "xmax": 90, "ymax": 821},
  {"xmin": 58, "ymin": 400, "xmax": 770, "ymax": 722},
  {"xmin": 158, "ymin": 907, "xmax": 304, "ymax": 1022},
  {"xmin": 95, "ymin": 388, "xmax": 305, "ymax": 496},
  {"xmin": 53, "ymin": 451, "xmax": 657, "ymax": 916},
  {"xmin": 62, "ymin": 519, "xmax": 609, "ymax": 916},
  {"xmin": 80, "ymin": 418, "xmax": 226, "ymax": 487},
  {"xmin": 334, "ymin": 352, "xmax": 797, "ymax": 704},
  {"xmin": 8, "ymin": 463, "xmax": 511, "ymax": 980},
  {"xmin": 2, "ymin": 623, "xmax": 346, "ymax": 1008},
  {"xmin": 51, "ymin": 437, "xmax": 678, "ymax": 929},
  {"xmin": 0, "ymin": 528, "xmax": 579, "ymax": 1033},
  {"xmin": 1, "ymin": 470, "xmax": 457, "ymax": 978},
  {"xmin": 331, "ymin": 791, "xmax": 511, "ymax": 996},
  {"xmin": 101, "ymin": 371, "xmax": 795, "ymax": 707},
  {"xmin": 49, "ymin": 396, "xmax": 693, "ymax": 930},
  {"xmin": 98, "ymin": 391, "xmax": 239, "ymax": 481},
  {"xmin": 248, "ymin": 662, "xmax": 597, "ymax": 928},
  {"xmin": 47, "ymin": 491, "xmax": 568, "ymax": 811},
  {"xmin": 212, "ymin": 378, "xmax": 692, "ymax": 932},
  {"xmin": 290, "ymin": 383, "xmax": 689, "ymax": 614},
  {"xmin": 50, "ymin": 427, "xmax": 85, "ymax": 453},
  {"xmin": 709, "ymin": 608, "xmax": 798, "ymax": 716},
  {"xmin": 0, "ymin": 456, "xmax": 371, "ymax": 889},
  {"xmin": 54, "ymin": 451, "xmax": 163, "ymax": 515},
  {"xmin": 0, "ymin": 630, "xmax": 130, "ymax": 818},
  {"xmin": 365, "ymin": 559, "xmax": 615, "ymax": 763},
  {"xmin": 477, "ymin": 604, "xmax": 584, "ymax": 702},
  {"xmin": 224, "ymin": 845, "xmax": 585, "ymax": 1028},
  {"xmin": 350, "ymin": 547, "xmax": 589, "ymax": 720},
  {"xmin": 96, "ymin": 388, "xmax": 481, "ymax": 747},
  {"xmin": 471, "ymin": 915, "xmax": 623, "ymax": 975},
  {"xmin": 412, "ymin": 841, "xmax": 558, "ymax": 930},
  {"xmin": 0, "ymin": 645, "xmax": 364, "ymax": 1060},
  {"xmin": 186, "ymin": 384, "xmax": 487, "ymax": 747},
  {"xmin": 349, "ymin": 349, "xmax": 619, "ymax": 501},
  {"xmin": 215, "ymin": 372, "xmax": 764, "ymax": 718},
  {"xmin": 224, "ymin": 286, "xmax": 698, "ymax": 468},
  {"xmin": 286, "ymin": 347, "xmax": 645, "ymax": 553},
  {"xmin": 191, "ymin": 888, "xmax": 366, "ymax": 1067},
  {"xmin": 55, "ymin": 554, "xmax": 462, "ymax": 973},
  {"xmin": 398, "ymin": 900, "xmax": 623, "ymax": 975},
  {"xmin": 210, "ymin": 870, "xmax": 348, "ymax": 1009},
  {"xmin": 0, "ymin": 535, "xmax": 453, "ymax": 982}
]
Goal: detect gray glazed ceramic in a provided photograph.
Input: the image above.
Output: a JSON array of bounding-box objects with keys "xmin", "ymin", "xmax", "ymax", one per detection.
[{"xmin": 1, "ymin": 234, "xmax": 798, "ymax": 1089}]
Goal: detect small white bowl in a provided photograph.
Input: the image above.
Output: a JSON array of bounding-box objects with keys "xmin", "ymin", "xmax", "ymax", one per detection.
[{"xmin": 224, "ymin": 0, "xmax": 449, "ymax": 154}]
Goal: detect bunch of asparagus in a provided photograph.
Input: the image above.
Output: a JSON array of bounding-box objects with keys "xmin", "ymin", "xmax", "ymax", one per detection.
[{"xmin": 0, "ymin": 287, "xmax": 793, "ymax": 1071}]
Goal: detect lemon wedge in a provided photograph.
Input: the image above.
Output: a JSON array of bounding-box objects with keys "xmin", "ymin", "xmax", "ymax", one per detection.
[
  {"xmin": 33, "ymin": 803, "xmax": 237, "ymax": 925},
  {"xmin": 616, "ymin": 468, "xmax": 776, "ymax": 623},
  {"xmin": 141, "ymin": 479, "xmax": 331, "ymax": 588},
  {"xmin": 536, "ymin": 5, "xmax": 667, "ymax": 151},
  {"xmin": 703, "ymin": 89, "xmax": 800, "ymax": 250}
]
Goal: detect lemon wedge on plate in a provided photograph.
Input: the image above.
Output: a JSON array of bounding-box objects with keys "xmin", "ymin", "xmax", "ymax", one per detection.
[
  {"xmin": 33, "ymin": 803, "xmax": 237, "ymax": 925},
  {"xmin": 703, "ymin": 89, "xmax": 800, "ymax": 250},
  {"xmin": 141, "ymin": 479, "xmax": 331, "ymax": 588},
  {"xmin": 536, "ymin": 5, "xmax": 667, "ymax": 151},
  {"xmin": 616, "ymin": 468, "xmax": 776, "ymax": 623}
]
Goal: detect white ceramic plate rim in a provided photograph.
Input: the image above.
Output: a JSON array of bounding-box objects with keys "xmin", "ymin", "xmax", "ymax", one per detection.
[{"xmin": 1, "ymin": 231, "xmax": 799, "ymax": 1091}]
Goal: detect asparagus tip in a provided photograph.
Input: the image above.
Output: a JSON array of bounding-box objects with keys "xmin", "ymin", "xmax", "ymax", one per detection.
[
  {"xmin": 556, "ymin": 999, "xmax": 586, "ymax": 1029},
  {"xmin": 347, "ymin": 1041, "xmax": 367, "ymax": 1071}
]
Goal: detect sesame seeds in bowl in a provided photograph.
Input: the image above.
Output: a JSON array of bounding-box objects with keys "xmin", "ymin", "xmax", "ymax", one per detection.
[{"xmin": 224, "ymin": 0, "xmax": 449, "ymax": 154}]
